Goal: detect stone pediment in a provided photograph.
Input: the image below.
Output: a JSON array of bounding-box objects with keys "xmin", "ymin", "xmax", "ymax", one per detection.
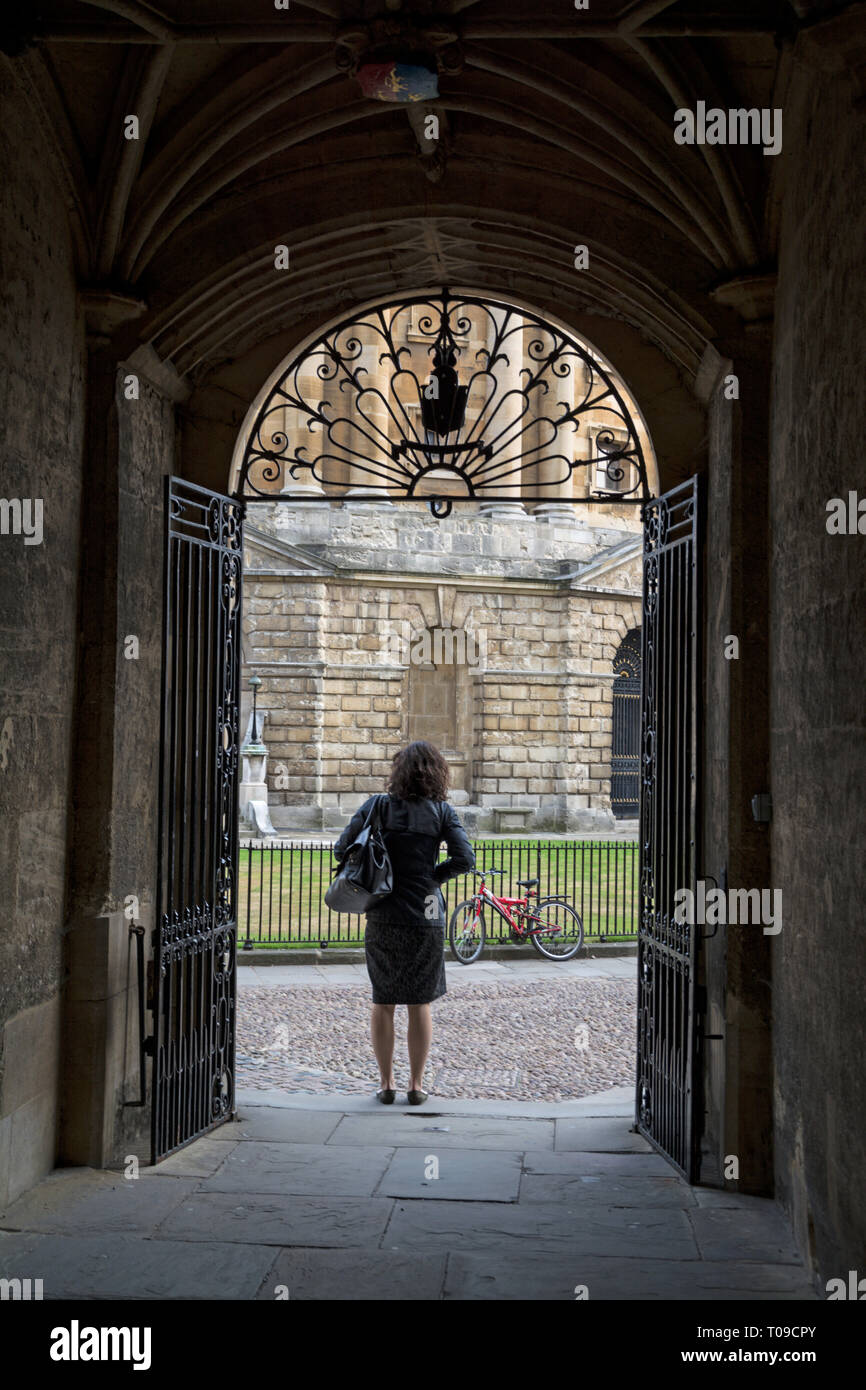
[
  {"xmin": 243, "ymin": 524, "xmax": 340, "ymax": 577},
  {"xmin": 558, "ymin": 535, "xmax": 643, "ymax": 591}
]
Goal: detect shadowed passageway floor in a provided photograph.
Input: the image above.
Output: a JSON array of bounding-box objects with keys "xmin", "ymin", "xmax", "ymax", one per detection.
[{"xmin": 0, "ymin": 1087, "xmax": 817, "ymax": 1301}]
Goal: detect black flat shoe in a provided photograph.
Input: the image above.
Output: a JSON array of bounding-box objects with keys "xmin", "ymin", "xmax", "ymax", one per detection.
[
  {"xmin": 377, "ymin": 1089, "xmax": 396, "ymax": 1104},
  {"xmin": 407, "ymin": 1089, "xmax": 428, "ymax": 1105}
]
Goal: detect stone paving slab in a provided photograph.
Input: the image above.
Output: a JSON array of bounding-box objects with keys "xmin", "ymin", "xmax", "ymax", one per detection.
[
  {"xmin": 384, "ymin": 1198, "xmax": 698, "ymax": 1259},
  {"xmin": 209, "ymin": 1109, "xmax": 343, "ymax": 1143},
  {"xmin": 443, "ymin": 1252, "xmax": 818, "ymax": 1301},
  {"xmin": 0, "ymin": 1169, "xmax": 197, "ymax": 1236},
  {"xmin": 378, "ymin": 1148, "xmax": 523, "ymax": 1202},
  {"xmin": 235, "ymin": 1088, "xmax": 631, "ymax": 1120},
  {"xmin": 0, "ymin": 1229, "xmax": 277, "ymax": 1300},
  {"xmin": 689, "ymin": 1206, "xmax": 805, "ymax": 1264},
  {"xmin": 0, "ymin": 1096, "xmax": 817, "ymax": 1300},
  {"xmin": 239, "ymin": 959, "xmax": 638, "ymax": 987},
  {"xmin": 692, "ymin": 1187, "xmax": 787, "ymax": 1210},
  {"xmin": 555, "ymin": 1117, "xmax": 652, "ymax": 1152},
  {"xmin": 519, "ymin": 1172, "xmax": 696, "ymax": 1208},
  {"xmin": 535, "ymin": 965, "xmax": 614, "ymax": 979},
  {"xmin": 254, "ymin": 1247, "xmax": 448, "ymax": 1300},
  {"xmin": 205, "ymin": 1140, "xmax": 395, "ymax": 1197},
  {"xmin": 568, "ymin": 1096, "xmax": 635, "ymax": 1116},
  {"xmin": 156, "ymin": 1191, "xmax": 392, "ymax": 1248},
  {"xmin": 327, "ymin": 1112, "xmax": 556, "ymax": 1151},
  {"xmin": 448, "ymin": 965, "xmax": 511, "ymax": 978},
  {"xmin": 522, "ymin": 1147, "xmax": 673, "ymax": 1177},
  {"xmin": 143, "ymin": 1136, "xmax": 238, "ymax": 1178},
  {"xmin": 312, "ymin": 966, "xmax": 368, "ymax": 982},
  {"xmin": 245, "ymin": 971, "xmax": 332, "ymax": 989}
]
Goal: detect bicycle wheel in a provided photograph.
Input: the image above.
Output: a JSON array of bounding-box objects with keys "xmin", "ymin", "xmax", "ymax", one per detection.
[
  {"xmin": 449, "ymin": 899, "xmax": 485, "ymax": 964},
  {"xmin": 529, "ymin": 898, "xmax": 584, "ymax": 960}
]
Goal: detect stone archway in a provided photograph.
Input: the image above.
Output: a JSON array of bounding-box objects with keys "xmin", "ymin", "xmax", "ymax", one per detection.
[
  {"xmin": 229, "ymin": 287, "xmax": 660, "ymax": 513},
  {"xmin": 230, "ymin": 288, "xmax": 655, "ymax": 843}
]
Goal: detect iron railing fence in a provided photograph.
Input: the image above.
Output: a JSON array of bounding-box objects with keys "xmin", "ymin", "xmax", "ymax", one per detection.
[{"xmin": 238, "ymin": 838, "xmax": 638, "ymax": 947}]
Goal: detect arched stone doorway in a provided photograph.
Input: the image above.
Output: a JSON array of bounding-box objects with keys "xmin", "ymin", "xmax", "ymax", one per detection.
[{"xmin": 150, "ymin": 290, "xmax": 707, "ymax": 1182}]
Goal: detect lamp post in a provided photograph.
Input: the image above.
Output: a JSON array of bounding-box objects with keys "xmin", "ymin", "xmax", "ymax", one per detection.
[
  {"xmin": 245, "ymin": 674, "xmax": 266, "ymax": 754},
  {"xmin": 240, "ymin": 673, "xmax": 273, "ymax": 946}
]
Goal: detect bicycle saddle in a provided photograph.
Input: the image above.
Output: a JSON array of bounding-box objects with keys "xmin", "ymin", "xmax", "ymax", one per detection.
[{"xmin": 516, "ymin": 877, "xmax": 539, "ymax": 887}]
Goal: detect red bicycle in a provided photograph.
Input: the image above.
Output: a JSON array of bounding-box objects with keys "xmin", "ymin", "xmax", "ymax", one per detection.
[{"xmin": 448, "ymin": 867, "xmax": 584, "ymax": 963}]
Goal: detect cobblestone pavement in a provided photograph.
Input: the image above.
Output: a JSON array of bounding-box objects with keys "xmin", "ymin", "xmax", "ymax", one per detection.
[{"xmin": 237, "ymin": 959, "xmax": 637, "ymax": 1102}]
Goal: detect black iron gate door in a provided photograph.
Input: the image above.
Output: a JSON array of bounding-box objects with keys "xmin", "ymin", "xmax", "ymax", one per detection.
[
  {"xmin": 611, "ymin": 628, "xmax": 641, "ymax": 818},
  {"xmin": 151, "ymin": 478, "xmax": 244, "ymax": 1162},
  {"xmin": 611, "ymin": 676, "xmax": 640, "ymax": 817},
  {"xmin": 636, "ymin": 475, "xmax": 702, "ymax": 1180}
]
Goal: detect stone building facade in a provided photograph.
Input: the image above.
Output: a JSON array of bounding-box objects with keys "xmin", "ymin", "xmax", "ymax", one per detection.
[{"xmin": 241, "ymin": 501, "xmax": 642, "ymax": 833}]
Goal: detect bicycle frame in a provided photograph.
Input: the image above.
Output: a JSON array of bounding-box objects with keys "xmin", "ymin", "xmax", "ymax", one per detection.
[{"xmin": 467, "ymin": 879, "xmax": 543, "ymax": 939}]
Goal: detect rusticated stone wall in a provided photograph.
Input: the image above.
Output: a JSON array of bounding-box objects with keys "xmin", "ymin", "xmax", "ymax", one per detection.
[{"xmin": 241, "ymin": 503, "xmax": 642, "ymax": 833}]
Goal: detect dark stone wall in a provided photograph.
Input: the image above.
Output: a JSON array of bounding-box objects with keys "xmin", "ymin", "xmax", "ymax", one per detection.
[
  {"xmin": 700, "ymin": 338, "xmax": 774, "ymax": 1198},
  {"xmin": 112, "ymin": 369, "xmax": 171, "ymax": 908},
  {"xmin": 769, "ymin": 58, "xmax": 866, "ymax": 1278},
  {"xmin": 108, "ymin": 369, "xmax": 170, "ymax": 1163},
  {"xmin": 60, "ymin": 365, "xmax": 171, "ymax": 1168},
  {"xmin": 0, "ymin": 61, "xmax": 86, "ymax": 1202},
  {"xmin": 701, "ymin": 379, "xmax": 733, "ymax": 1188}
]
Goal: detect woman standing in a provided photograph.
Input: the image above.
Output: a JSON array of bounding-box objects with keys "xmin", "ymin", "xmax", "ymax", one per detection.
[{"xmin": 332, "ymin": 741, "xmax": 475, "ymax": 1105}]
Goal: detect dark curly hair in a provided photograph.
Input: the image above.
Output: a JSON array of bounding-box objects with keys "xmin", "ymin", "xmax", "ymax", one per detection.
[{"xmin": 388, "ymin": 741, "xmax": 450, "ymax": 801}]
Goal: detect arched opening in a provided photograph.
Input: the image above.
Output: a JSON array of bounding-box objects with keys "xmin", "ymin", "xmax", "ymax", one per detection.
[
  {"xmin": 224, "ymin": 287, "xmax": 657, "ymax": 1131},
  {"xmin": 232, "ymin": 289, "xmax": 653, "ymax": 841},
  {"xmin": 229, "ymin": 287, "xmax": 660, "ymax": 512}
]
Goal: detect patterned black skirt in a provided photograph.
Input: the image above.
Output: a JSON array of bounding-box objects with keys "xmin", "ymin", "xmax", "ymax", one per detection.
[{"xmin": 363, "ymin": 921, "xmax": 447, "ymax": 1005}]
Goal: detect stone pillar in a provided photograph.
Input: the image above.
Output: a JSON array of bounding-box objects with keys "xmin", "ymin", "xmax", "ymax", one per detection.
[
  {"xmin": 269, "ymin": 364, "xmax": 327, "ymax": 505},
  {"xmin": 530, "ymin": 328, "xmax": 582, "ymax": 526},
  {"xmin": 344, "ymin": 335, "xmax": 395, "ymax": 507},
  {"xmin": 477, "ymin": 315, "xmax": 526, "ymax": 518},
  {"xmin": 698, "ymin": 279, "xmax": 775, "ymax": 1194},
  {"xmin": 61, "ymin": 297, "xmax": 177, "ymax": 1168}
]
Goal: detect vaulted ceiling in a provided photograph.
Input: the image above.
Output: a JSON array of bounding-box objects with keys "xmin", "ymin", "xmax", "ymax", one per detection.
[{"xmin": 8, "ymin": 0, "xmax": 833, "ymax": 386}]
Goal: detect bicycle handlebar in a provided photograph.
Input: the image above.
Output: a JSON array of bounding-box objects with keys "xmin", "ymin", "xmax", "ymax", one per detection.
[{"xmin": 473, "ymin": 867, "xmax": 505, "ymax": 876}]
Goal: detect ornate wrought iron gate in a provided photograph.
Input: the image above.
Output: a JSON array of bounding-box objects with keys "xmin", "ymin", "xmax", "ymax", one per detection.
[
  {"xmin": 151, "ymin": 478, "xmax": 244, "ymax": 1162},
  {"xmin": 611, "ymin": 628, "xmax": 641, "ymax": 818},
  {"xmin": 636, "ymin": 476, "xmax": 702, "ymax": 1181}
]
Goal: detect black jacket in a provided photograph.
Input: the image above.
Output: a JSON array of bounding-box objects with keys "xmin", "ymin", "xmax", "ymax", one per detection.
[{"xmin": 332, "ymin": 794, "xmax": 475, "ymax": 927}]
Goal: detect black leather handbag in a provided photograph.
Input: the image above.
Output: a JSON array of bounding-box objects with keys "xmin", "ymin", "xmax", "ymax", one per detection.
[{"xmin": 325, "ymin": 795, "xmax": 394, "ymax": 914}]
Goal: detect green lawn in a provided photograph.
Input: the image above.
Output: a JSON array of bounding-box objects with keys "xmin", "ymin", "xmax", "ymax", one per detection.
[{"xmin": 237, "ymin": 838, "xmax": 638, "ymax": 946}]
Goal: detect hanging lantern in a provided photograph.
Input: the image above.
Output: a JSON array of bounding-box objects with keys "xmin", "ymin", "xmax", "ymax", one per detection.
[{"xmin": 421, "ymin": 339, "xmax": 468, "ymax": 436}]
